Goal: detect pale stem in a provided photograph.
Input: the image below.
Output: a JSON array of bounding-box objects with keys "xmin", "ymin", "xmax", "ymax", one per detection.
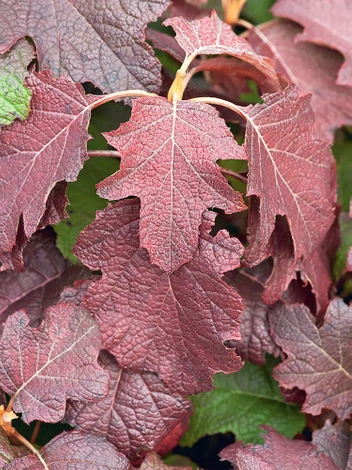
[
  {"xmin": 12, "ymin": 428, "xmax": 49, "ymax": 469},
  {"xmin": 90, "ymin": 90, "xmax": 156, "ymax": 110},
  {"xmin": 87, "ymin": 150, "xmax": 247, "ymax": 184},
  {"xmin": 188, "ymin": 96, "xmax": 248, "ymax": 121}
]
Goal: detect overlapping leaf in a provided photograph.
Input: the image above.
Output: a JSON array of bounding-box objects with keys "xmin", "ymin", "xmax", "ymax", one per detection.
[
  {"xmin": 220, "ymin": 426, "xmax": 339, "ymax": 470},
  {"xmin": 98, "ymin": 96, "xmax": 246, "ymax": 272},
  {"xmin": 0, "ymin": 0, "xmax": 170, "ymax": 93},
  {"xmin": 248, "ymin": 20, "xmax": 352, "ymax": 142},
  {"xmin": 0, "ymin": 71, "xmax": 93, "ymax": 270},
  {"xmin": 272, "ymin": 0, "xmax": 352, "ymax": 86},
  {"xmin": 164, "ymin": 11, "xmax": 280, "ymax": 90},
  {"xmin": 269, "ymin": 298, "xmax": 352, "ymax": 419},
  {"xmin": 74, "ymin": 199, "xmax": 244, "ymax": 395},
  {"xmin": 66, "ymin": 351, "xmax": 192, "ymax": 465},
  {"xmin": 241, "ymin": 85, "xmax": 335, "ymax": 262},
  {"xmin": 0, "ymin": 301, "xmax": 109, "ymax": 424},
  {"xmin": 312, "ymin": 420, "xmax": 351, "ymax": 470},
  {"xmin": 0, "ymin": 229, "xmax": 90, "ymax": 327},
  {"xmin": 5, "ymin": 431, "xmax": 130, "ymax": 469},
  {"xmin": 0, "ymin": 39, "xmax": 33, "ymax": 127}
]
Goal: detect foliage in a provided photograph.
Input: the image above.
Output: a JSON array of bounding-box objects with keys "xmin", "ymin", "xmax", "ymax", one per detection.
[{"xmin": 0, "ymin": 0, "xmax": 351, "ymax": 468}]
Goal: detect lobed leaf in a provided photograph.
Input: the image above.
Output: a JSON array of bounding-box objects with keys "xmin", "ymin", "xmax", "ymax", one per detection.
[
  {"xmin": 98, "ymin": 96, "xmax": 246, "ymax": 272},
  {"xmin": 0, "ymin": 301, "xmax": 109, "ymax": 424},
  {"xmin": 74, "ymin": 199, "xmax": 244, "ymax": 395},
  {"xmin": 269, "ymin": 298, "xmax": 352, "ymax": 419}
]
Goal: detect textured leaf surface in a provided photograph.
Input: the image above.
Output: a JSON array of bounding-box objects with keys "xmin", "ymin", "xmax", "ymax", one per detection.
[
  {"xmin": 272, "ymin": 0, "xmax": 352, "ymax": 86},
  {"xmin": 0, "ymin": 0, "xmax": 170, "ymax": 93},
  {"xmin": 98, "ymin": 96, "xmax": 246, "ymax": 272},
  {"xmin": 141, "ymin": 452, "xmax": 192, "ymax": 470},
  {"xmin": 248, "ymin": 20, "xmax": 352, "ymax": 142},
  {"xmin": 0, "ymin": 39, "xmax": 33, "ymax": 126},
  {"xmin": 242, "ymin": 85, "xmax": 335, "ymax": 261},
  {"xmin": 312, "ymin": 420, "xmax": 351, "ymax": 470},
  {"xmin": 181, "ymin": 358, "xmax": 305, "ymax": 447},
  {"xmin": 74, "ymin": 199, "xmax": 244, "ymax": 395},
  {"xmin": 269, "ymin": 299, "xmax": 352, "ymax": 419},
  {"xmin": 164, "ymin": 11, "xmax": 279, "ymax": 90},
  {"xmin": 0, "ymin": 301, "xmax": 109, "ymax": 424},
  {"xmin": 5, "ymin": 431, "xmax": 130, "ymax": 469},
  {"xmin": 220, "ymin": 426, "xmax": 339, "ymax": 470},
  {"xmin": 0, "ymin": 71, "xmax": 93, "ymax": 270},
  {"xmin": 65, "ymin": 351, "xmax": 192, "ymax": 465},
  {"xmin": 0, "ymin": 228, "xmax": 90, "ymax": 327}
]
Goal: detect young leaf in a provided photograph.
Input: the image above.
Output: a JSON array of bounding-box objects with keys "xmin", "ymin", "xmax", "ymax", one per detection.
[
  {"xmin": 74, "ymin": 199, "xmax": 244, "ymax": 395},
  {"xmin": 164, "ymin": 11, "xmax": 280, "ymax": 89},
  {"xmin": 0, "ymin": 0, "xmax": 170, "ymax": 93},
  {"xmin": 242, "ymin": 85, "xmax": 335, "ymax": 262},
  {"xmin": 0, "ymin": 39, "xmax": 33, "ymax": 127},
  {"xmin": 269, "ymin": 298, "xmax": 352, "ymax": 419},
  {"xmin": 0, "ymin": 229, "xmax": 90, "ymax": 326},
  {"xmin": 312, "ymin": 420, "xmax": 351, "ymax": 470},
  {"xmin": 181, "ymin": 358, "xmax": 305, "ymax": 448},
  {"xmin": 220, "ymin": 426, "xmax": 339, "ymax": 470},
  {"xmin": 5, "ymin": 431, "xmax": 130, "ymax": 469},
  {"xmin": 0, "ymin": 301, "xmax": 109, "ymax": 424},
  {"xmin": 248, "ymin": 20, "xmax": 352, "ymax": 142},
  {"xmin": 0, "ymin": 71, "xmax": 93, "ymax": 270},
  {"xmin": 98, "ymin": 96, "xmax": 246, "ymax": 272},
  {"xmin": 272, "ymin": 0, "xmax": 352, "ymax": 87},
  {"xmin": 65, "ymin": 351, "xmax": 192, "ymax": 465}
]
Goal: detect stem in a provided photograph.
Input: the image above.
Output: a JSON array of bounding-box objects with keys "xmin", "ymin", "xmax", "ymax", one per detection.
[
  {"xmin": 30, "ymin": 420, "xmax": 41, "ymax": 445},
  {"xmin": 87, "ymin": 151, "xmax": 248, "ymax": 184},
  {"xmin": 12, "ymin": 428, "xmax": 48, "ymax": 468},
  {"xmin": 90, "ymin": 90, "xmax": 156, "ymax": 110},
  {"xmin": 189, "ymin": 96, "xmax": 248, "ymax": 120},
  {"xmin": 236, "ymin": 18, "xmax": 254, "ymax": 31}
]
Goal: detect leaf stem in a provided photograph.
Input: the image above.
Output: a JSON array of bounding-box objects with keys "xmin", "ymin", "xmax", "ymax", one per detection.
[
  {"xmin": 30, "ymin": 420, "xmax": 42, "ymax": 445},
  {"xmin": 87, "ymin": 151, "xmax": 248, "ymax": 184},
  {"xmin": 89, "ymin": 90, "xmax": 156, "ymax": 110},
  {"xmin": 12, "ymin": 428, "xmax": 48, "ymax": 468},
  {"xmin": 188, "ymin": 96, "xmax": 248, "ymax": 121}
]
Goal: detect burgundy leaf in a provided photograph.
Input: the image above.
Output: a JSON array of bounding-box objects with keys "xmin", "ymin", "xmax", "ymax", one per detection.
[
  {"xmin": 0, "ymin": 228, "xmax": 90, "ymax": 327},
  {"xmin": 313, "ymin": 420, "xmax": 351, "ymax": 470},
  {"xmin": 98, "ymin": 96, "xmax": 246, "ymax": 272},
  {"xmin": 140, "ymin": 452, "xmax": 192, "ymax": 469},
  {"xmin": 220, "ymin": 426, "xmax": 339, "ymax": 470},
  {"xmin": 272, "ymin": 0, "xmax": 352, "ymax": 87},
  {"xmin": 248, "ymin": 20, "xmax": 352, "ymax": 142},
  {"xmin": 0, "ymin": 428, "xmax": 28, "ymax": 466},
  {"xmin": 5, "ymin": 431, "xmax": 130, "ymax": 470},
  {"xmin": 0, "ymin": 0, "xmax": 170, "ymax": 93},
  {"xmin": 65, "ymin": 351, "xmax": 192, "ymax": 465},
  {"xmin": 0, "ymin": 301, "xmax": 109, "ymax": 424},
  {"xmin": 0, "ymin": 71, "xmax": 93, "ymax": 270},
  {"xmin": 241, "ymin": 85, "xmax": 335, "ymax": 263},
  {"xmin": 164, "ymin": 11, "xmax": 280, "ymax": 90},
  {"xmin": 269, "ymin": 299, "xmax": 352, "ymax": 419},
  {"xmin": 74, "ymin": 199, "xmax": 244, "ymax": 395}
]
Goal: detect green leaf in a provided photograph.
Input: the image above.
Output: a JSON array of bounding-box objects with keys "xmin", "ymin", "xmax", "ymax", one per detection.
[
  {"xmin": 333, "ymin": 213, "xmax": 352, "ymax": 281},
  {"xmin": 54, "ymin": 157, "xmax": 119, "ymax": 262},
  {"xmin": 333, "ymin": 140, "xmax": 352, "ymax": 212},
  {"xmin": 242, "ymin": 0, "xmax": 275, "ymax": 24},
  {"xmin": 162, "ymin": 454, "xmax": 198, "ymax": 469},
  {"xmin": 0, "ymin": 39, "xmax": 34, "ymax": 126},
  {"xmin": 181, "ymin": 357, "xmax": 305, "ymax": 447}
]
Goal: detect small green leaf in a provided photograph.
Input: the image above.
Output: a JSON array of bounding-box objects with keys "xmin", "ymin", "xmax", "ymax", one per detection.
[
  {"xmin": 333, "ymin": 140, "xmax": 352, "ymax": 212},
  {"xmin": 0, "ymin": 39, "xmax": 34, "ymax": 126},
  {"xmin": 54, "ymin": 157, "xmax": 119, "ymax": 262},
  {"xmin": 333, "ymin": 213, "xmax": 352, "ymax": 281},
  {"xmin": 181, "ymin": 356, "xmax": 305, "ymax": 447}
]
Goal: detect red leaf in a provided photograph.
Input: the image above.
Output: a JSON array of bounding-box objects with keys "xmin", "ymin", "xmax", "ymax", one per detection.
[
  {"xmin": 248, "ymin": 20, "xmax": 352, "ymax": 142},
  {"xmin": 220, "ymin": 426, "xmax": 339, "ymax": 470},
  {"xmin": 140, "ymin": 452, "xmax": 192, "ymax": 470},
  {"xmin": 0, "ymin": 301, "xmax": 109, "ymax": 424},
  {"xmin": 74, "ymin": 199, "xmax": 244, "ymax": 395},
  {"xmin": 164, "ymin": 11, "xmax": 279, "ymax": 90},
  {"xmin": 0, "ymin": 428, "xmax": 28, "ymax": 466},
  {"xmin": 312, "ymin": 420, "xmax": 351, "ymax": 470},
  {"xmin": 0, "ymin": 0, "xmax": 170, "ymax": 93},
  {"xmin": 0, "ymin": 228, "xmax": 90, "ymax": 327},
  {"xmin": 272, "ymin": 0, "xmax": 352, "ymax": 87},
  {"xmin": 98, "ymin": 96, "xmax": 246, "ymax": 272},
  {"xmin": 0, "ymin": 71, "xmax": 93, "ymax": 270},
  {"xmin": 5, "ymin": 431, "xmax": 131, "ymax": 469},
  {"xmin": 269, "ymin": 299, "xmax": 352, "ymax": 419},
  {"xmin": 241, "ymin": 85, "xmax": 335, "ymax": 262},
  {"xmin": 65, "ymin": 351, "xmax": 192, "ymax": 465}
]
